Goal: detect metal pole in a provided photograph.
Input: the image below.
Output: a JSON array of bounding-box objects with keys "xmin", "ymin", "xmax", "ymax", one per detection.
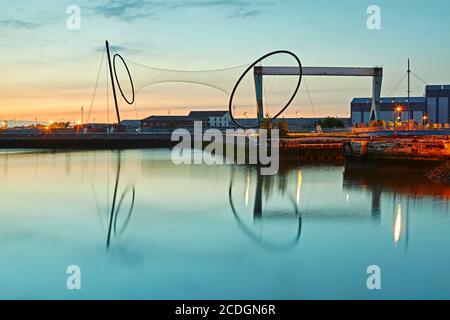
[
  {"xmin": 105, "ymin": 40, "xmax": 121, "ymax": 125},
  {"xmin": 407, "ymin": 59, "xmax": 411, "ymax": 129},
  {"xmin": 254, "ymin": 69, "xmax": 264, "ymax": 125}
]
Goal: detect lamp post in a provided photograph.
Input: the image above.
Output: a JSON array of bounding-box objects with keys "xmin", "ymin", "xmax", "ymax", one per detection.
[
  {"xmin": 422, "ymin": 115, "xmax": 428, "ymax": 127},
  {"xmin": 394, "ymin": 105, "xmax": 403, "ymax": 132}
]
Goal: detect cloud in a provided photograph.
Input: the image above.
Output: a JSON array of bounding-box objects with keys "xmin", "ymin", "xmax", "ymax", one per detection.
[
  {"xmin": 91, "ymin": 0, "xmax": 270, "ymax": 22},
  {"xmin": 226, "ymin": 8, "xmax": 262, "ymax": 19},
  {"xmin": 94, "ymin": 44, "xmax": 143, "ymax": 55},
  {"xmin": 0, "ymin": 19, "xmax": 41, "ymax": 29}
]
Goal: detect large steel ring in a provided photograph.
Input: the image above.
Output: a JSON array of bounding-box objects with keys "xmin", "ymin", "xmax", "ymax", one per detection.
[
  {"xmin": 228, "ymin": 50, "xmax": 302, "ymax": 129},
  {"xmin": 113, "ymin": 53, "xmax": 135, "ymax": 105}
]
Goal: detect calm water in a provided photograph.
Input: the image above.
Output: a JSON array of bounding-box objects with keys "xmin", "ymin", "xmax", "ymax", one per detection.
[{"xmin": 0, "ymin": 149, "xmax": 449, "ymax": 299}]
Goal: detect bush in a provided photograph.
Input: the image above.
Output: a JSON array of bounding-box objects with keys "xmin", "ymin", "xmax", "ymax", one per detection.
[
  {"xmin": 319, "ymin": 117, "xmax": 345, "ymax": 128},
  {"xmin": 276, "ymin": 119, "xmax": 289, "ymax": 138},
  {"xmin": 370, "ymin": 120, "xmax": 386, "ymax": 127}
]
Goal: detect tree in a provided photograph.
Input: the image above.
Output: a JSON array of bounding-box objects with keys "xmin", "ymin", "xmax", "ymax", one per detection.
[
  {"xmin": 260, "ymin": 117, "xmax": 273, "ymax": 138},
  {"xmin": 319, "ymin": 117, "xmax": 345, "ymax": 128},
  {"xmin": 370, "ymin": 120, "xmax": 386, "ymax": 127},
  {"xmin": 260, "ymin": 117, "xmax": 273, "ymax": 130},
  {"xmin": 276, "ymin": 119, "xmax": 289, "ymax": 138}
]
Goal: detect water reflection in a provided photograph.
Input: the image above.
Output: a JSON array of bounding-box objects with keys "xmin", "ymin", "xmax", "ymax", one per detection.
[
  {"xmin": 84, "ymin": 150, "xmax": 136, "ymax": 249},
  {"xmin": 1, "ymin": 150, "xmax": 450, "ymax": 298},
  {"xmin": 342, "ymin": 162, "xmax": 450, "ymax": 251},
  {"xmin": 228, "ymin": 167, "xmax": 302, "ymax": 251},
  {"xmin": 105, "ymin": 151, "xmax": 136, "ymax": 249},
  {"xmin": 393, "ymin": 202, "xmax": 402, "ymax": 244}
]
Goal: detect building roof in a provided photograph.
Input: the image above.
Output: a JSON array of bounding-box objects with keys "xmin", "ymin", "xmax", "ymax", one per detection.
[
  {"xmin": 120, "ymin": 120, "xmax": 141, "ymax": 125},
  {"xmin": 426, "ymin": 85, "xmax": 450, "ymax": 91},
  {"xmin": 233, "ymin": 118, "xmax": 350, "ymax": 128},
  {"xmin": 142, "ymin": 115, "xmax": 193, "ymax": 121},
  {"xmin": 352, "ymin": 97, "xmax": 426, "ymax": 104},
  {"xmin": 188, "ymin": 111, "xmax": 228, "ymax": 118}
]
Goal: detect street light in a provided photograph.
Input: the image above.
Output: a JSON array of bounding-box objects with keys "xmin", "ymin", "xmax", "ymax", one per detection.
[
  {"xmin": 395, "ymin": 105, "xmax": 403, "ymax": 120},
  {"xmin": 394, "ymin": 105, "xmax": 404, "ymax": 132},
  {"xmin": 422, "ymin": 115, "xmax": 428, "ymax": 126}
]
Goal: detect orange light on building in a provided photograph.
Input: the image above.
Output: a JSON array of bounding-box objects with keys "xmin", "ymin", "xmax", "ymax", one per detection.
[{"xmin": 395, "ymin": 105, "xmax": 404, "ymax": 113}]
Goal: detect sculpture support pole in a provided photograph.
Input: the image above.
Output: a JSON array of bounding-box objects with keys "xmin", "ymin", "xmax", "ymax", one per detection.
[
  {"xmin": 254, "ymin": 69, "xmax": 264, "ymax": 124},
  {"xmin": 106, "ymin": 40, "xmax": 121, "ymax": 125}
]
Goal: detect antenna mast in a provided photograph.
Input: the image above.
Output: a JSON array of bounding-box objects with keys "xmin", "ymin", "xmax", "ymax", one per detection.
[{"xmin": 407, "ymin": 58, "xmax": 411, "ymax": 122}]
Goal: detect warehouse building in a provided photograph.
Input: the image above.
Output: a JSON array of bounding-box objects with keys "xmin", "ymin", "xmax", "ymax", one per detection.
[{"xmin": 351, "ymin": 85, "xmax": 450, "ymax": 125}]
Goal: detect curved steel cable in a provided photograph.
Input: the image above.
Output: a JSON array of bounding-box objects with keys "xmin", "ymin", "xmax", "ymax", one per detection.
[{"xmin": 110, "ymin": 48, "xmax": 303, "ymax": 128}]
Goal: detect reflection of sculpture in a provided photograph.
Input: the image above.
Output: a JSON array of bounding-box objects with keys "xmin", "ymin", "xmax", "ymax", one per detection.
[
  {"xmin": 106, "ymin": 151, "xmax": 136, "ymax": 249},
  {"xmin": 228, "ymin": 167, "xmax": 302, "ymax": 251}
]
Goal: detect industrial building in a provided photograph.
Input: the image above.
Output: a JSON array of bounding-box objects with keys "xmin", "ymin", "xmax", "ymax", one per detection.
[
  {"xmin": 140, "ymin": 111, "xmax": 231, "ymax": 132},
  {"xmin": 351, "ymin": 85, "xmax": 450, "ymax": 125}
]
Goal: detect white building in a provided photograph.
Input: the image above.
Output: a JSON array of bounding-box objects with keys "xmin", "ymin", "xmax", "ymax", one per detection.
[{"xmin": 188, "ymin": 111, "xmax": 231, "ymax": 128}]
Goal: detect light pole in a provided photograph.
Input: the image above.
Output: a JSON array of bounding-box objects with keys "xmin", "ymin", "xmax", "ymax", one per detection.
[
  {"xmin": 394, "ymin": 105, "xmax": 403, "ymax": 132},
  {"xmin": 80, "ymin": 106, "xmax": 84, "ymax": 125},
  {"xmin": 422, "ymin": 115, "xmax": 428, "ymax": 127}
]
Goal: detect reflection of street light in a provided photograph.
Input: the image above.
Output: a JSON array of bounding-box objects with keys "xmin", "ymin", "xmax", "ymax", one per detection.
[{"xmin": 393, "ymin": 203, "xmax": 402, "ymax": 245}]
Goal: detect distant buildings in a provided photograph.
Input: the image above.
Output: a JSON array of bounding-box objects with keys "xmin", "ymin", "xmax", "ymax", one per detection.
[
  {"xmin": 139, "ymin": 110, "xmax": 349, "ymax": 132},
  {"xmin": 120, "ymin": 120, "xmax": 141, "ymax": 132},
  {"xmin": 0, "ymin": 111, "xmax": 350, "ymax": 135},
  {"xmin": 141, "ymin": 115, "xmax": 195, "ymax": 131},
  {"xmin": 140, "ymin": 110, "xmax": 232, "ymax": 132},
  {"xmin": 426, "ymin": 85, "xmax": 450, "ymax": 124},
  {"xmin": 351, "ymin": 84, "xmax": 450, "ymax": 125},
  {"xmin": 188, "ymin": 111, "xmax": 231, "ymax": 127}
]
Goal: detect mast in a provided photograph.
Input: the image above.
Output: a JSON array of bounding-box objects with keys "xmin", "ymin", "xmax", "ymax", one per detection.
[
  {"xmin": 105, "ymin": 40, "xmax": 121, "ymax": 125},
  {"xmin": 407, "ymin": 58, "xmax": 411, "ymax": 121}
]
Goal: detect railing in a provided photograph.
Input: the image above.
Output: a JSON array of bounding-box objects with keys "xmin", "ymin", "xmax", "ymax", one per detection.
[{"xmin": 352, "ymin": 124, "xmax": 450, "ymax": 133}]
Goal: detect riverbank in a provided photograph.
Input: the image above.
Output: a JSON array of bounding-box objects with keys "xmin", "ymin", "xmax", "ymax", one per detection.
[
  {"xmin": 427, "ymin": 161, "xmax": 450, "ymax": 185},
  {"xmin": 0, "ymin": 132, "xmax": 176, "ymax": 149}
]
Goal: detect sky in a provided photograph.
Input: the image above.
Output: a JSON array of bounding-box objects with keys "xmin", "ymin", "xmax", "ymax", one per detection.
[{"xmin": 1, "ymin": 0, "xmax": 450, "ymax": 123}]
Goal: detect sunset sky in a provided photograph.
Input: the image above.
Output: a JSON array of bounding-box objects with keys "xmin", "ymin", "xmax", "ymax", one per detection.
[{"xmin": 2, "ymin": 0, "xmax": 450, "ymax": 123}]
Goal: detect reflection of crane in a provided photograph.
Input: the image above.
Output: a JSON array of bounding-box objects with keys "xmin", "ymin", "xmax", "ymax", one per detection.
[{"xmin": 228, "ymin": 167, "xmax": 302, "ymax": 251}]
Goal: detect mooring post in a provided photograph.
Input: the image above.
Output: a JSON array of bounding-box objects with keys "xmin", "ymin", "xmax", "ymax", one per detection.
[{"xmin": 105, "ymin": 40, "xmax": 121, "ymax": 127}]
